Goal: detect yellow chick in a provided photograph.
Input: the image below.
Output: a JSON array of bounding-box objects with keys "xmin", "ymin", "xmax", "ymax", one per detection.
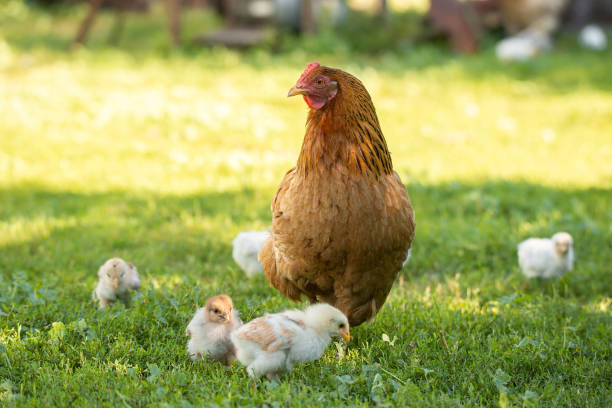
[
  {"xmin": 231, "ymin": 303, "xmax": 350, "ymax": 381},
  {"xmin": 94, "ymin": 257, "xmax": 141, "ymax": 309},
  {"xmin": 186, "ymin": 295, "xmax": 242, "ymax": 366}
]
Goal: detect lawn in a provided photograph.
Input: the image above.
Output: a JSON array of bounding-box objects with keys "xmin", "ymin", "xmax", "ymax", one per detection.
[{"xmin": 0, "ymin": 2, "xmax": 611, "ymax": 407}]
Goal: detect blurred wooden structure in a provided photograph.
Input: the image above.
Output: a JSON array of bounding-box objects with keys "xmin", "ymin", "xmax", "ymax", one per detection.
[
  {"xmin": 428, "ymin": 0, "xmax": 486, "ymax": 53},
  {"xmin": 199, "ymin": 0, "xmax": 315, "ymax": 48},
  {"xmin": 73, "ymin": 0, "xmax": 181, "ymax": 46}
]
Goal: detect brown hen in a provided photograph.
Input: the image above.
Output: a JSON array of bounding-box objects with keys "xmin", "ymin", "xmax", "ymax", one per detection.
[{"xmin": 259, "ymin": 63, "xmax": 415, "ymax": 326}]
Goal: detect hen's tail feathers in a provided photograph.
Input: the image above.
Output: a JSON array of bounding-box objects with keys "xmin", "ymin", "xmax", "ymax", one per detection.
[{"xmin": 259, "ymin": 237, "xmax": 302, "ymax": 301}]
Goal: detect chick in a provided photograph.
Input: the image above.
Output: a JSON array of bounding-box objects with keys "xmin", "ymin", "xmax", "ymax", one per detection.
[
  {"xmin": 186, "ymin": 294, "xmax": 242, "ymax": 366},
  {"xmin": 496, "ymin": 30, "xmax": 552, "ymax": 61},
  {"xmin": 518, "ymin": 232, "xmax": 574, "ymax": 279},
  {"xmin": 579, "ymin": 24, "xmax": 607, "ymax": 51},
  {"xmin": 94, "ymin": 257, "xmax": 141, "ymax": 309},
  {"xmin": 232, "ymin": 230, "xmax": 271, "ymax": 278},
  {"xmin": 231, "ymin": 303, "xmax": 350, "ymax": 381}
]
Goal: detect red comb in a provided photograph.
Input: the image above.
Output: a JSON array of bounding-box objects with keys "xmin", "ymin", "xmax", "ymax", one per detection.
[{"xmin": 298, "ymin": 62, "xmax": 320, "ymax": 82}]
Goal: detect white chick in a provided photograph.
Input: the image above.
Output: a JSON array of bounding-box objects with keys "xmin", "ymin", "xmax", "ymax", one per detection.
[
  {"xmin": 94, "ymin": 257, "xmax": 141, "ymax": 309},
  {"xmin": 186, "ymin": 294, "xmax": 242, "ymax": 366},
  {"xmin": 232, "ymin": 230, "xmax": 271, "ymax": 278},
  {"xmin": 579, "ymin": 24, "xmax": 607, "ymax": 51},
  {"xmin": 496, "ymin": 30, "xmax": 552, "ymax": 61},
  {"xmin": 402, "ymin": 248, "xmax": 412, "ymax": 268},
  {"xmin": 518, "ymin": 232, "xmax": 574, "ymax": 279},
  {"xmin": 231, "ymin": 303, "xmax": 350, "ymax": 381}
]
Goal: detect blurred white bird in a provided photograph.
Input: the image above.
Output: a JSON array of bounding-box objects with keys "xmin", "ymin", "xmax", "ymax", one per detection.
[
  {"xmin": 579, "ymin": 24, "xmax": 607, "ymax": 51},
  {"xmin": 186, "ymin": 294, "xmax": 242, "ymax": 366},
  {"xmin": 94, "ymin": 257, "xmax": 141, "ymax": 308},
  {"xmin": 402, "ymin": 248, "xmax": 412, "ymax": 268},
  {"xmin": 232, "ymin": 230, "xmax": 270, "ymax": 278},
  {"xmin": 518, "ymin": 232, "xmax": 574, "ymax": 279},
  {"xmin": 496, "ymin": 30, "xmax": 552, "ymax": 61},
  {"xmin": 231, "ymin": 303, "xmax": 350, "ymax": 381}
]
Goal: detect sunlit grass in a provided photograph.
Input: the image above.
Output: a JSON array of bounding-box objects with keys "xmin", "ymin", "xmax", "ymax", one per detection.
[{"xmin": 0, "ymin": 4, "xmax": 611, "ymax": 407}]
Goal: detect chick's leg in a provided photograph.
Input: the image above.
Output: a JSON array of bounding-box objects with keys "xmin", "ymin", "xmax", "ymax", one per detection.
[
  {"xmin": 117, "ymin": 291, "xmax": 132, "ymax": 307},
  {"xmin": 98, "ymin": 297, "xmax": 113, "ymax": 309},
  {"xmin": 247, "ymin": 352, "xmax": 286, "ymax": 380}
]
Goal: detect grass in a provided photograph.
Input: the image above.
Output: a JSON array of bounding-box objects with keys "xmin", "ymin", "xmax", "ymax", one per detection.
[{"xmin": 1, "ymin": 2, "xmax": 611, "ymax": 407}]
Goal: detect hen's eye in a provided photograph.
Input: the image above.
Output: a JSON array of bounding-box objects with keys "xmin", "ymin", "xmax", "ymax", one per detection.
[{"xmin": 315, "ymin": 78, "xmax": 324, "ymax": 87}]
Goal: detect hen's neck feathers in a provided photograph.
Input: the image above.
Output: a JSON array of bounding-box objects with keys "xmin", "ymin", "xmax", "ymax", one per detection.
[{"xmin": 297, "ymin": 70, "xmax": 393, "ymax": 179}]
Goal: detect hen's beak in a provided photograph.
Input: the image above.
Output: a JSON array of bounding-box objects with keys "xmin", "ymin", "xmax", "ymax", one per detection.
[
  {"xmin": 341, "ymin": 329, "xmax": 350, "ymax": 342},
  {"xmin": 288, "ymin": 84, "xmax": 307, "ymax": 97}
]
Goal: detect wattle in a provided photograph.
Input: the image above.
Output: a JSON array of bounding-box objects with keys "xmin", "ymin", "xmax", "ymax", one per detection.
[{"xmin": 303, "ymin": 95, "xmax": 326, "ymax": 110}]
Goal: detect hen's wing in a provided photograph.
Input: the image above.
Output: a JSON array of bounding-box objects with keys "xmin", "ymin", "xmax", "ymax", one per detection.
[{"xmin": 234, "ymin": 314, "xmax": 303, "ymax": 353}]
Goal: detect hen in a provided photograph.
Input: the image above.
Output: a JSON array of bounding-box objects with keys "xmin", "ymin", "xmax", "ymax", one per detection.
[{"xmin": 259, "ymin": 62, "xmax": 416, "ymax": 326}]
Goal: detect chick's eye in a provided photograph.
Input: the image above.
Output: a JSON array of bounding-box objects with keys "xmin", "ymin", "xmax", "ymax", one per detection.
[
  {"xmin": 339, "ymin": 323, "xmax": 345, "ymax": 329},
  {"xmin": 213, "ymin": 308, "xmax": 219, "ymax": 313},
  {"xmin": 106, "ymin": 273, "xmax": 111, "ymax": 278}
]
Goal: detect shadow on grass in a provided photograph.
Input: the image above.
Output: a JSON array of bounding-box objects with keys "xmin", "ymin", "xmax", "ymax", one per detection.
[
  {"xmin": 0, "ymin": 182, "xmax": 610, "ymax": 406},
  {"xmin": 0, "ymin": 180, "xmax": 610, "ymax": 298}
]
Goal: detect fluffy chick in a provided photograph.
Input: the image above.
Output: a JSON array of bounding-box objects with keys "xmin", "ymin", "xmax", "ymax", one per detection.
[
  {"xmin": 186, "ymin": 295, "xmax": 242, "ymax": 366},
  {"xmin": 232, "ymin": 230, "xmax": 271, "ymax": 278},
  {"xmin": 231, "ymin": 303, "xmax": 350, "ymax": 381},
  {"xmin": 94, "ymin": 257, "xmax": 141, "ymax": 309},
  {"xmin": 518, "ymin": 232, "xmax": 574, "ymax": 279}
]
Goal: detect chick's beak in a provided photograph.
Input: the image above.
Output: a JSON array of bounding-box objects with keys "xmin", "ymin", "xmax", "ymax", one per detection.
[
  {"xmin": 288, "ymin": 84, "xmax": 307, "ymax": 97},
  {"xmin": 341, "ymin": 329, "xmax": 350, "ymax": 342},
  {"xmin": 112, "ymin": 278, "xmax": 119, "ymax": 288}
]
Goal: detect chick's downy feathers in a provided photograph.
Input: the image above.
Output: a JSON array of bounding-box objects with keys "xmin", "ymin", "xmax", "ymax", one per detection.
[
  {"xmin": 260, "ymin": 62, "xmax": 415, "ymax": 326},
  {"xmin": 518, "ymin": 232, "xmax": 574, "ymax": 279},
  {"xmin": 232, "ymin": 230, "xmax": 271, "ymax": 278},
  {"xmin": 186, "ymin": 294, "xmax": 242, "ymax": 366},
  {"xmin": 94, "ymin": 257, "xmax": 141, "ymax": 309},
  {"xmin": 231, "ymin": 303, "xmax": 349, "ymax": 380}
]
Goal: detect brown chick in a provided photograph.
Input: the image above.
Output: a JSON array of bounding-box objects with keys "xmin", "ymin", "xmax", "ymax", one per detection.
[
  {"xmin": 259, "ymin": 62, "xmax": 416, "ymax": 326},
  {"xmin": 186, "ymin": 295, "xmax": 242, "ymax": 366}
]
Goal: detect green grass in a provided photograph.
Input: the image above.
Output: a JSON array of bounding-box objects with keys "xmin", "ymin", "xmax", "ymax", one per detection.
[{"xmin": 1, "ymin": 3, "xmax": 611, "ymax": 407}]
